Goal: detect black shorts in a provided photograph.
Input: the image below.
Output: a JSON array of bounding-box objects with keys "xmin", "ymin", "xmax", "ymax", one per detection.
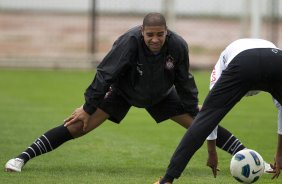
[{"xmin": 98, "ymin": 87, "xmax": 196, "ymax": 124}]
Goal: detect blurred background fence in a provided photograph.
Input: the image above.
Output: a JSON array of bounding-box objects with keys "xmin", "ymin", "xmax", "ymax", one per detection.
[{"xmin": 0, "ymin": 0, "xmax": 281, "ymax": 69}]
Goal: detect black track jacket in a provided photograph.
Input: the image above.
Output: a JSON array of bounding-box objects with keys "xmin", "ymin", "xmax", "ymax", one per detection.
[{"xmin": 83, "ymin": 26, "xmax": 199, "ymax": 115}]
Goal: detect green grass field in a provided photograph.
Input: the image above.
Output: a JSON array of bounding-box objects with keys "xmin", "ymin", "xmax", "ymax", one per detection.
[{"xmin": 0, "ymin": 69, "xmax": 279, "ymax": 184}]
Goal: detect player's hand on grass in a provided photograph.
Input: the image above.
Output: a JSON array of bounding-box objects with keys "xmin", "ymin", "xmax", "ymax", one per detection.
[
  {"xmin": 64, "ymin": 106, "xmax": 90, "ymax": 132},
  {"xmin": 207, "ymin": 140, "xmax": 220, "ymax": 178},
  {"xmin": 207, "ymin": 151, "xmax": 220, "ymax": 178},
  {"xmin": 271, "ymin": 155, "xmax": 282, "ymax": 179},
  {"xmin": 265, "ymin": 162, "xmax": 276, "ymax": 174}
]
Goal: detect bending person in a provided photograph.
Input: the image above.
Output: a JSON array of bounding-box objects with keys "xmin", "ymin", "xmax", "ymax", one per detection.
[{"xmin": 157, "ymin": 38, "xmax": 282, "ymax": 184}]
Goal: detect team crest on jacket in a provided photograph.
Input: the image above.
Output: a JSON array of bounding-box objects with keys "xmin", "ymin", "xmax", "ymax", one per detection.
[{"xmin": 165, "ymin": 55, "xmax": 175, "ymax": 70}]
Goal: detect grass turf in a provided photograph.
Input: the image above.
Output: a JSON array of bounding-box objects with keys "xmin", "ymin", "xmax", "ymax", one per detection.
[{"xmin": 0, "ymin": 69, "xmax": 278, "ymax": 184}]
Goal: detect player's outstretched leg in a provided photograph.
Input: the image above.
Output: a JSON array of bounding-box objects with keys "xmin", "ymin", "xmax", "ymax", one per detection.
[
  {"xmin": 5, "ymin": 108, "xmax": 108, "ymax": 172},
  {"xmin": 5, "ymin": 124, "xmax": 73, "ymax": 172}
]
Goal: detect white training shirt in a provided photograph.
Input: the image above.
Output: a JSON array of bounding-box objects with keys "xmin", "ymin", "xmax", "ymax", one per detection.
[
  {"xmin": 206, "ymin": 38, "xmax": 282, "ymax": 140},
  {"xmin": 274, "ymin": 99, "xmax": 282, "ymax": 135},
  {"xmin": 209, "ymin": 38, "xmax": 277, "ymax": 90}
]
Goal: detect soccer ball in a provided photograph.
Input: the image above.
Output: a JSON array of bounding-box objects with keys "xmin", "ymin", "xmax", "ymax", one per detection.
[{"xmin": 230, "ymin": 149, "xmax": 264, "ymax": 183}]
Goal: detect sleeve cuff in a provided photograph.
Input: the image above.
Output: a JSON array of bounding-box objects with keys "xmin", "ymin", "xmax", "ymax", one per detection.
[
  {"xmin": 206, "ymin": 126, "xmax": 218, "ymax": 140},
  {"xmin": 83, "ymin": 102, "xmax": 97, "ymax": 115}
]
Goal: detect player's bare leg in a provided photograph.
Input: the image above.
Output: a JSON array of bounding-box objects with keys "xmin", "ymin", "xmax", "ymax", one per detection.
[
  {"xmin": 67, "ymin": 108, "xmax": 109, "ymax": 138},
  {"xmin": 170, "ymin": 114, "xmax": 193, "ymax": 128}
]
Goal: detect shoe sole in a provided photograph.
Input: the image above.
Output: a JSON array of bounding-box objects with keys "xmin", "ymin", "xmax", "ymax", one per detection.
[{"xmin": 4, "ymin": 168, "xmax": 20, "ymax": 172}]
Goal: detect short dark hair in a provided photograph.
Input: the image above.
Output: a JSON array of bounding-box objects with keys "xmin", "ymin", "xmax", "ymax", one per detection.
[{"xmin": 142, "ymin": 12, "xmax": 167, "ymax": 28}]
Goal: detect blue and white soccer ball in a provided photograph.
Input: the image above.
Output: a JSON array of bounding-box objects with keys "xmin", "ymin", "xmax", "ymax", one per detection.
[{"xmin": 230, "ymin": 149, "xmax": 264, "ymax": 183}]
